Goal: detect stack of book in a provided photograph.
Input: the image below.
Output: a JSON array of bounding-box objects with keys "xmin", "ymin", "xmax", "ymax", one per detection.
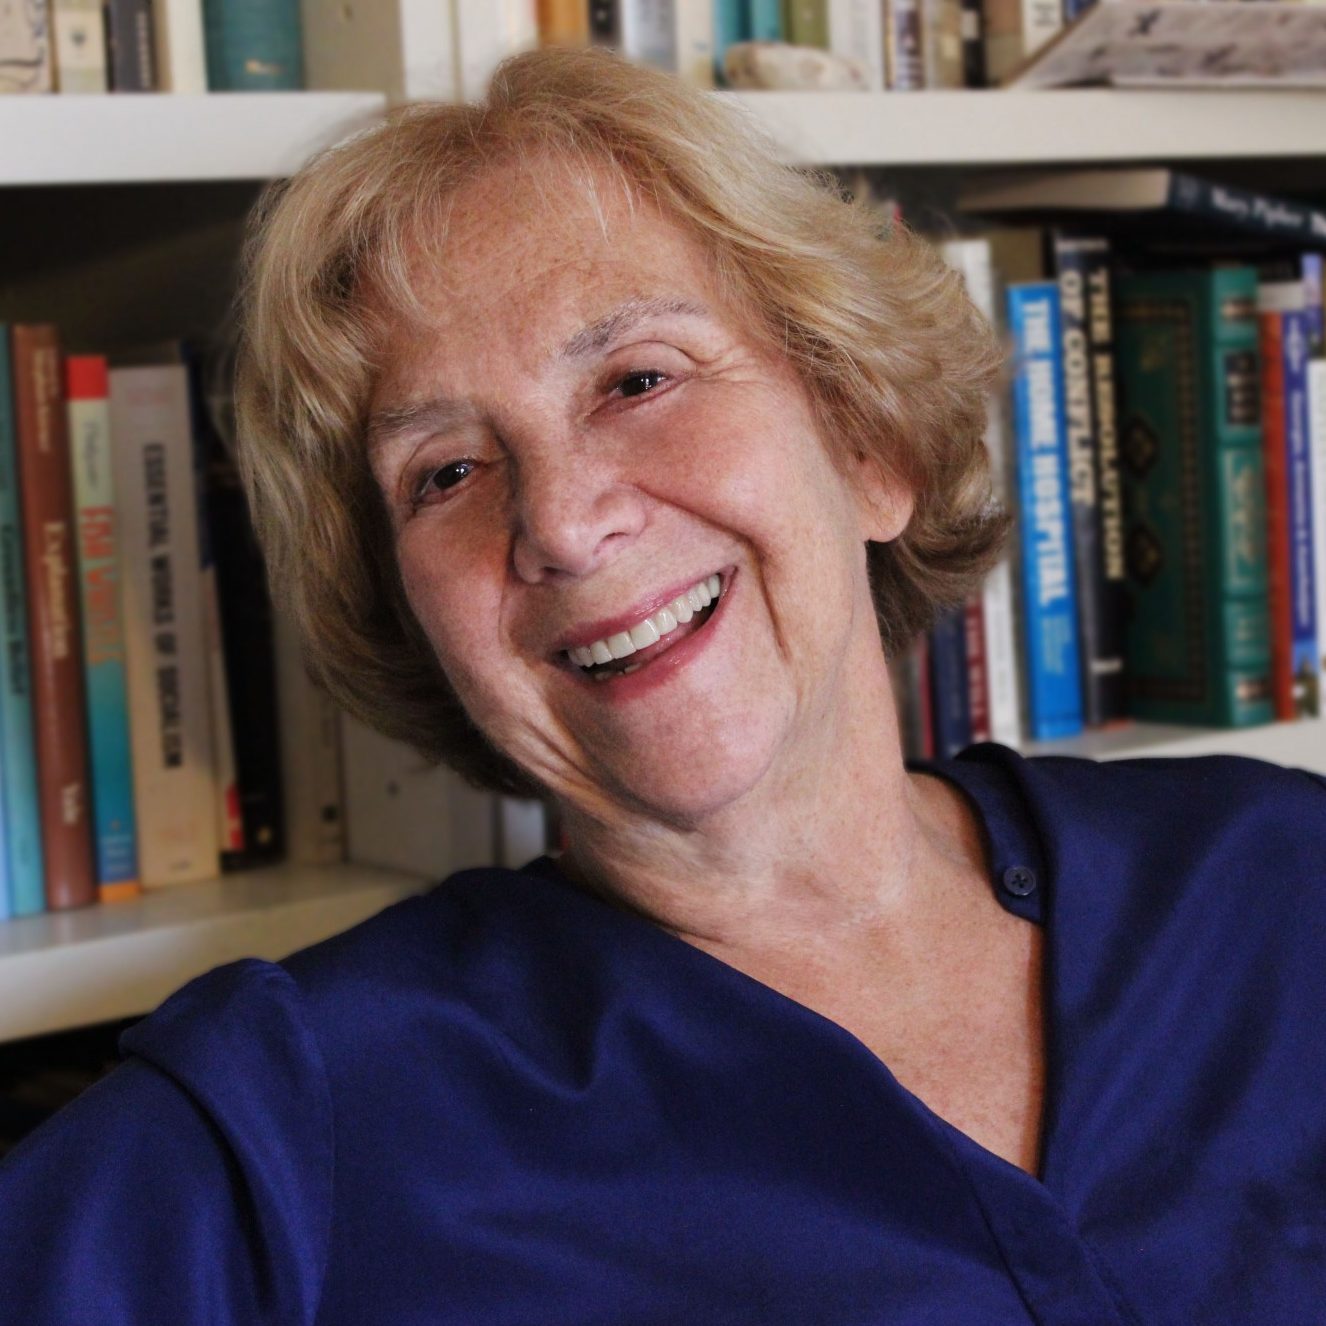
[
  {"xmin": 0, "ymin": 0, "xmax": 303, "ymax": 94},
  {"xmin": 897, "ymin": 166, "xmax": 1326, "ymax": 756},
  {"xmin": 0, "ymin": 327, "xmax": 344, "ymax": 924}
]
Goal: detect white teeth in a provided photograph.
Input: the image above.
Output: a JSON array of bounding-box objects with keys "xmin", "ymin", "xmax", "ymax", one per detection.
[{"xmin": 566, "ymin": 573, "xmax": 725, "ymax": 673}]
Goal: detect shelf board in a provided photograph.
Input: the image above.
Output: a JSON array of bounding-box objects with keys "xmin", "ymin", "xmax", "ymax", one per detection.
[
  {"xmin": 0, "ymin": 861, "xmax": 428, "ymax": 1042},
  {"xmin": 1029, "ymin": 714, "xmax": 1326, "ymax": 774},
  {"xmin": 728, "ymin": 88, "xmax": 1326, "ymax": 167},
  {"xmin": 0, "ymin": 91, "xmax": 386, "ymax": 185}
]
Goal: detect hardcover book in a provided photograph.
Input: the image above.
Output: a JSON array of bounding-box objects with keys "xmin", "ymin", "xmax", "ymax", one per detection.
[
  {"xmin": 1007, "ymin": 282, "xmax": 1084, "ymax": 740},
  {"xmin": 203, "ymin": 0, "xmax": 302, "ymax": 90},
  {"xmin": 783, "ymin": 0, "xmax": 828, "ymax": 47},
  {"xmin": 0, "ymin": 0, "xmax": 52, "ymax": 92},
  {"xmin": 109, "ymin": 363, "xmax": 219, "ymax": 887},
  {"xmin": 151, "ymin": 0, "xmax": 207, "ymax": 91},
  {"xmin": 620, "ymin": 1, "xmax": 676, "ymax": 70},
  {"xmin": 52, "ymin": 0, "xmax": 107, "ymax": 92},
  {"xmin": 828, "ymin": 0, "xmax": 883, "ymax": 88},
  {"xmin": 0, "ymin": 330, "xmax": 44, "ymax": 919},
  {"xmin": 66, "ymin": 355, "xmax": 139, "ymax": 902},
  {"xmin": 1114, "ymin": 266, "xmax": 1273, "ymax": 728},
  {"xmin": 1309, "ymin": 359, "xmax": 1326, "ymax": 684},
  {"xmin": 928, "ymin": 606, "xmax": 972, "ymax": 757},
  {"xmin": 105, "ymin": 0, "xmax": 154, "ymax": 90},
  {"xmin": 10, "ymin": 326, "xmax": 96, "ymax": 913},
  {"xmin": 673, "ymin": 0, "xmax": 715, "ymax": 86},
  {"xmin": 537, "ymin": 0, "xmax": 589, "ymax": 45}
]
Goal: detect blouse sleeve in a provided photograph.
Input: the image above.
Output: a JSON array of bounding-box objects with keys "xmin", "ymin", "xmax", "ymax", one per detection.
[{"xmin": 0, "ymin": 959, "xmax": 334, "ymax": 1326}]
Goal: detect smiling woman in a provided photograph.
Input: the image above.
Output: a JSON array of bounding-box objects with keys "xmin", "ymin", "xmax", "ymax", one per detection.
[{"xmin": 1, "ymin": 44, "xmax": 1325, "ymax": 1326}]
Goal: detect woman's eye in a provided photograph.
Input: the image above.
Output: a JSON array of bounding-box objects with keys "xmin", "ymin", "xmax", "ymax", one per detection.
[
  {"xmin": 413, "ymin": 459, "xmax": 475, "ymax": 505},
  {"xmin": 617, "ymin": 370, "xmax": 667, "ymax": 399}
]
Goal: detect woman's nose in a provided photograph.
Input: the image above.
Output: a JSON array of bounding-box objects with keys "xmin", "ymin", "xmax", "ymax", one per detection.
[{"xmin": 509, "ymin": 447, "xmax": 647, "ymax": 584}]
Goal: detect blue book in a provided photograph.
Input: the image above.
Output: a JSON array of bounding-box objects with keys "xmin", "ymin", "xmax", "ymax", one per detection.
[
  {"xmin": 1301, "ymin": 253, "xmax": 1324, "ymax": 353},
  {"xmin": 713, "ymin": 0, "xmax": 750, "ymax": 83},
  {"xmin": 927, "ymin": 608, "xmax": 972, "ymax": 758},
  {"xmin": 748, "ymin": 0, "xmax": 783, "ymax": 41},
  {"xmin": 0, "ymin": 329, "xmax": 45, "ymax": 918},
  {"xmin": 1282, "ymin": 307, "xmax": 1319, "ymax": 717},
  {"xmin": 203, "ymin": 0, "xmax": 303, "ymax": 91},
  {"xmin": 1006, "ymin": 283, "xmax": 1084, "ymax": 741}
]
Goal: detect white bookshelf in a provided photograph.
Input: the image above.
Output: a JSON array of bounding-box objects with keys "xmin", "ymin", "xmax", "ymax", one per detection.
[
  {"xmin": 0, "ymin": 92, "xmax": 384, "ymax": 184},
  {"xmin": 729, "ymin": 88, "xmax": 1326, "ymax": 167},
  {"xmin": 0, "ymin": 862, "xmax": 428, "ymax": 1043}
]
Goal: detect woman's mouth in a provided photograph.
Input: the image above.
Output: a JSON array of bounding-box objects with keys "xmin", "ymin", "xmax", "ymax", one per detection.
[{"xmin": 564, "ymin": 573, "xmax": 725, "ymax": 682}]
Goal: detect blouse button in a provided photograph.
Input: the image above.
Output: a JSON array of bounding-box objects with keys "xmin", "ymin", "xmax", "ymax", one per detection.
[{"xmin": 1002, "ymin": 865, "xmax": 1037, "ymax": 898}]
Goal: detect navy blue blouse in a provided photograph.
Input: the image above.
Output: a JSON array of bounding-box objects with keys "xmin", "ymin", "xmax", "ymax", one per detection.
[{"xmin": 2, "ymin": 744, "xmax": 1325, "ymax": 1323}]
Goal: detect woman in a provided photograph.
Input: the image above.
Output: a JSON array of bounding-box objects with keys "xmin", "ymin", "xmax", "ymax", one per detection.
[{"xmin": 1, "ymin": 47, "xmax": 1323, "ymax": 1324}]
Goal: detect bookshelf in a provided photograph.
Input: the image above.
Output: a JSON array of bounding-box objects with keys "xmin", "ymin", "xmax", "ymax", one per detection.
[{"xmin": 2, "ymin": 54, "xmax": 1325, "ymax": 1041}]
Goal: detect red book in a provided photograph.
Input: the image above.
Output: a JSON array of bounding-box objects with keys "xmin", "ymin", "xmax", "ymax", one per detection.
[
  {"xmin": 1258, "ymin": 294, "xmax": 1295, "ymax": 721},
  {"xmin": 963, "ymin": 595, "xmax": 991, "ymax": 743},
  {"xmin": 9, "ymin": 325, "xmax": 95, "ymax": 911}
]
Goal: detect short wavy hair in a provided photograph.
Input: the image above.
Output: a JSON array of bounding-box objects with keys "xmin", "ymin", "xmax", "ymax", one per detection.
[{"xmin": 236, "ymin": 46, "xmax": 1008, "ymax": 797}]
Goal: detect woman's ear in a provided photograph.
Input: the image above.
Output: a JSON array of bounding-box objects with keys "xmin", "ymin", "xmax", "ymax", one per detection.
[{"xmin": 852, "ymin": 455, "xmax": 913, "ymax": 544}]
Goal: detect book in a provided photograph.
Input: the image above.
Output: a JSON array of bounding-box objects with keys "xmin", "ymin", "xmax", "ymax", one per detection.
[
  {"xmin": 928, "ymin": 607, "xmax": 971, "ymax": 758},
  {"xmin": 109, "ymin": 363, "xmax": 219, "ymax": 887},
  {"xmin": 828, "ymin": 0, "xmax": 883, "ymax": 89},
  {"xmin": 1285, "ymin": 316, "xmax": 1320, "ymax": 720},
  {"xmin": 884, "ymin": 0, "xmax": 923, "ymax": 89},
  {"xmin": 959, "ymin": 169, "xmax": 1326, "ymax": 249},
  {"xmin": 673, "ymin": 0, "xmax": 715, "ymax": 86},
  {"xmin": 537, "ymin": 0, "xmax": 589, "ymax": 45},
  {"xmin": 0, "ymin": 330, "xmax": 45, "ymax": 920},
  {"xmin": 921, "ymin": 0, "xmax": 964, "ymax": 89},
  {"xmin": 1051, "ymin": 234, "xmax": 1126, "ymax": 726},
  {"xmin": 203, "ymin": 0, "xmax": 302, "ymax": 90},
  {"xmin": 52, "ymin": 0, "xmax": 107, "ymax": 92},
  {"xmin": 588, "ymin": 0, "xmax": 620, "ymax": 44},
  {"xmin": 1006, "ymin": 282, "xmax": 1084, "ymax": 741},
  {"xmin": 0, "ymin": 0, "xmax": 52, "ymax": 92},
  {"xmin": 940, "ymin": 235, "xmax": 1023, "ymax": 747},
  {"xmin": 10, "ymin": 326, "xmax": 96, "ymax": 913},
  {"xmin": 983, "ymin": 0, "xmax": 1058, "ymax": 87},
  {"xmin": 620, "ymin": 0, "xmax": 676, "ymax": 70},
  {"xmin": 1309, "ymin": 358, "xmax": 1326, "ymax": 685},
  {"xmin": 889, "ymin": 635, "xmax": 933, "ymax": 761},
  {"xmin": 959, "ymin": 0, "xmax": 984, "ymax": 87},
  {"xmin": 454, "ymin": 1, "xmax": 538, "ymax": 100},
  {"xmin": 151, "ymin": 0, "xmax": 207, "ymax": 91},
  {"xmin": 273, "ymin": 605, "xmax": 343, "ymax": 868},
  {"xmin": 105, "ymin": 0, "xmax": 155, "ymax": 90},
  {"xmin": 713, "ymin": 0, "xmax": 749, "ymax": 83},
  {"xmin": 749, "ymin": 0, "xmax": 782, "ymax": 42},
  {"xmin": 1114, "ymin": 266, "xmax": 1273, "ymax": 728},
  {"xmin": 66, "ymin": 356, "xmax": 139, "ymax": 903},
  {"xmin": 783, "ymin": 0, "xmax": 827, "ymax": 47},
  {"xmin": 963, "ymin": 597, "xmax": 990, "ymax": 745}
]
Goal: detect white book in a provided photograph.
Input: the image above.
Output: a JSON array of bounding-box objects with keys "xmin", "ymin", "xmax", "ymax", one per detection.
[
  {"xmin": 273, "ymin": 604, "xmax": 345, "ymax": 867},
  {"xmin": 109, "ymin": 364, "xmax": 219, "ymax": 887},
  {"xmin": 940, "ymin": 237, "xmax": 1025, "ymax": 747},
  {"xmin": 0, "ymin": 0, "xmax": 51, "ymax": 92},
  {"xmin": 673, "ymin": 0, "xmax": 714, "ymax": 86},
  {"xmin": 1308, "ymin": 360, "xmax": 1326, "ymax": 685},
  {"xmin": 52, "ymin": 0, "xmax": 106, "ymax": 93},
  {"xmin": 151, "ymin": 0, "xmax": 207, "ymax": 92},
  {"xmin": 621, "ymin": 0, "xmax": 677, "ymax": 70},
  {"xmin": 453, "ymin": 0, "xmax": 537, "ymax": 101},
  {"xmin": 828, "ymin": 0, "xmax": 885, "ymax": 90}
]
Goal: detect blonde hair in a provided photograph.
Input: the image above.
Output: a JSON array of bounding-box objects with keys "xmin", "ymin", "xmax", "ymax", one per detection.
[{"xmin": 236, "ymin": 46, "xmax": 1007, "ymax": 796}]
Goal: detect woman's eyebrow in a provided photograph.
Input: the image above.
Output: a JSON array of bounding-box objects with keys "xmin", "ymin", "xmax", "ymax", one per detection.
[
  {"xmin": 365, "ymin": 396, "xmax": 475, "ymax": 459},
  {"xmin": 557, "ymin": 296, "xmax": 712, "ymax": 362}
]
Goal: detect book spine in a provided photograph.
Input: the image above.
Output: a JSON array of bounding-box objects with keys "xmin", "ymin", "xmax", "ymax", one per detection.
[
  {"xmin": 1006, "ymin": 282, "xmax": 1084, "ymax": 741},
  {"xmin": 959, "ymin": 0, "xmax": 984, "ymax": 87},
  {"xmin": 927, "ymin": 607, "xmax": 972, "ymax": 757},
  {"xmin": 1309, "ymin": 359, "xmax": 1326, "ymax": 689},
  {"xmin": 963, "ymin": 595, "xmax": 991, "ymax": 743},
  {"xmin": 273, "ymin": 606, "xmax": 343, "ymax": 867},
  {"xmin": 1116, "ymin": 268, "xmax": 1271, "ymax": 728},
  {"xmin": 0, "ymin": 329, "xmax": 45, "ymax": 919},
  {"xmin": 1166, "ymin": 174, "xmax": 1326, "ymax": 248},
  {"xmin": 53, "ymin": 0, "xmax": 108, "ymax": 92},
  {"xmin": 672, "ymin": 0, "xmax": 715, "ymax": 85},
  {"xmin": 10, "ymin": 326, "xmax": 96, "ymax": 913},
  {"xmin": 888, "ymin": 636, "xmax": 932, "ymax": 761},
  {"xmin": 537, "ymin": 0, "xmax": 590, "ymax": 44},
  {"xmin": 783, "ymin": 0, "xmax": 827, "ymax": 46},
  {"xmin": 827, "ymin": 0, "xmax": 883, "ymax": 89},
  {"xmin": 151, "ymin": 0, "xmax": 207, "ymax": 92},
  {"xmin": 1282, "ymin": 308, "xmax": 1319, "ymax": 718},
  {"xmin": 1302, "ymin": 253, "xmax": 1325, "ymax": 355},
  {"xmin": 66, "ymin": 356, "xmax": 140, "ymax": 903},
  {"xmin": 712, "ymin": 0, "xmax": 749, "ymax": 83},
  {"xmin": 105, "ymin": 0, "xmax": 155, "ymax": 90},
  {"xmin": 1053, "ymin": 235, "xmax": 1126, "ymax": 726},
  {"xmin": 620, "ymin": 0, "xmax": 677, "ymax": 69},
  {"xmin": 109, "ymin": 365, "xmax": 219, "ymax": 887},
  {"xmin": 202, "ymin": 0, "xmax": 302, "ymax": 90},
  {"xmin": 1061, "ymin": 0, "xmax": 1096, "ymax": 20},
  {"xmin": 921, "ymin": 0, "xmax": 964, "ymax": 89},
  {"xmin": 1259, "ymin": 289, "xmax": 1297, "ymax": 721},
  {"xmin": 884, "ymin": 0, "xmax": 923, "ymax": 89},
  {"xmin": 0, "ymin": 0, "xmax": 52, "ymax": 92},
  {"xmin": 588, "ymin": 0, "xmax": 621, "ymax": 44},
  {"xmin": 749, "ymin": 0, "xmax": 783, "ymax": 42}
]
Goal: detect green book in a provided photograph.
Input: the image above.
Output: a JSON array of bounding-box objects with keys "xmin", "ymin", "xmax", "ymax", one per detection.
[
  {"xmin": 203, "ymin": 0, "xmax": 302, "ymax": 91},
  {"xmin": 783, "ymin": 0, "xmax": 828, "ymax": 47},
  {"xmin": 1114, "ymin": 265, "xmax": 1273, "ymax": 728}
]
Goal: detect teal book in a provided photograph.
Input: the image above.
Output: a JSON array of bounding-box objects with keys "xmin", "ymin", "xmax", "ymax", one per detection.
[
  {"xmin": 66, "ymin": 356, "xmax": 139, "ymax": 902},
  {"xmin": 1114, "ymin": 266, "xmax": 1274, "ymax": 727},
  {"xmin": 0, "ymin": 329, "xmax": 45, "ymax": 918},
  {"xmin": 750, "ymin": 0, "xmax": 784, "ymax": 41},
  {"xmin": 203, "ymin": 0, "xmax": 302, "ymax": 91},
  {"xmin": 714, "ymin": 0, "xmax": 750, "ymax": 83}
]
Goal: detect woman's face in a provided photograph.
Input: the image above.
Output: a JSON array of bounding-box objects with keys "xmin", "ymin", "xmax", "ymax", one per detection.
[{"xmin": 367, "ymin": 159, "xmax": 908, "ymax": 829}]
